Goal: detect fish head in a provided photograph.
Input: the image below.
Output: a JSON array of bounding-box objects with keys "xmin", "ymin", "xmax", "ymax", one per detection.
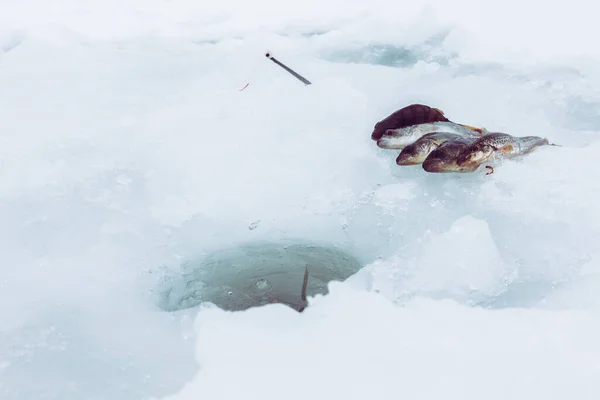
[
  {"xmin": 422, "ymin": 146, "xmax": 454, "ymax": 172},
  {"xmin": 456, "ymin": 143, "xmax": 494, "ymax": 166},
  {"xmin": 422, "ymin": 138, "xmax": 479, "ymax": 173},
  {"xmin": 423, "ymin": 150, "xmax": 478, "ymax": 173},
  {"xmin": 422, "ymin": 155, "xmax": 450, "ymax": 172},
  {"xmin": 396, "ymin": 140, "xmax": 435, "ymax": 165},
  {"xmin": 423, "ymin": 158, "xmax": 462, "ymax": 173},
  {"xmin": 372, "ymin": 122, "xmax": 407, "ymax": 141}
]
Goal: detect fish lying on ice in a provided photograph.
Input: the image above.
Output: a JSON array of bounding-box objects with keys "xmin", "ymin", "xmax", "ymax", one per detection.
[
  {"xmin": 371, "ymin": 104, "xmax": 450, "ymax": 141},
  {"xmin": 396, "ymin": 132, "xmax": 468, "ymax": 165},
  {"xmin": 377, "ymin": 121, "xmax": 486, "ymax": 150},
  {"xmin": 422, "ymin": 137, "xmax": 480, "ymax": 173},
  {"xmin": 455, "ymin": 133, "xmax": 551, "ymax": 170}
]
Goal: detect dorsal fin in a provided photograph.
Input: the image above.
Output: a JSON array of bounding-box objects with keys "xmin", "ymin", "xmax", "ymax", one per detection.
[{"xmin": 459, "ymin": 124, "xmax": 486, "ymax": 134}]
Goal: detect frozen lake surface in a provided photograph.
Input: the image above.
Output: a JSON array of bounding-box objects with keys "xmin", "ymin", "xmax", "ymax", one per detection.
[{"xmin": 2, "ymin": 1, "xmax": 600, "ymax": 399}]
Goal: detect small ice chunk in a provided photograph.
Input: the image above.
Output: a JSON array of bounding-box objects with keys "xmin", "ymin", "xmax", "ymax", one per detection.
[{"xmin": 406, "ymin": 215, "xmax": 507, "ymax": 297}]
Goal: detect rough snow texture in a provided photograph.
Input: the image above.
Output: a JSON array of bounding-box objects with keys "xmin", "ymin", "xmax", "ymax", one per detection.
[
  {"xmin": 1, "ymin": 0, "xmax": 600, "ymax": 399},
  {"xmin": 162, "ymin": 285, "xmax": 600, "ymax": 400}
]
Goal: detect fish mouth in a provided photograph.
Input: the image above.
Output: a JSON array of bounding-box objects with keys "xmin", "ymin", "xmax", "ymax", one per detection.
[
  {"xmin": 396, "ymin": 158, "xmax": 422, "ymax": 166},
  {"xmin": 396, "ymin": 153, "xmax": 423, "ymax": 165}
]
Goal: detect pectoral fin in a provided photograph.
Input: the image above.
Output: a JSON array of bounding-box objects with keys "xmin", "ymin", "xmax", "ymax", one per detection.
[{"xmin": 459, "ymin": 124, "xmax": 486, "ymax": 134}]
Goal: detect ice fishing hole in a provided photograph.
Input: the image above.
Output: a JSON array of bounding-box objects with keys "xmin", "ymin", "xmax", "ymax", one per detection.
[{"xmin": 157, "ymin": 240, "xmax": 364, "ymax": 313}]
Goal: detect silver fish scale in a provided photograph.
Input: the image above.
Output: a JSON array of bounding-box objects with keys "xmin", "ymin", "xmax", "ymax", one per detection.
[
  {"xmin": 478, "ymin": 133, "xmax": 548, "ymax": 157},
  {"xmin": 377, "ymin": 122, "xmax": 483, "ymax": 149}
]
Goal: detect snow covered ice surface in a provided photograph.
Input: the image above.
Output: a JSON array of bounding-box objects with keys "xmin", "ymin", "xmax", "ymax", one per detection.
[{"xmin": 2, "ymin": 0, "xmax": 600, "ymax": 399}]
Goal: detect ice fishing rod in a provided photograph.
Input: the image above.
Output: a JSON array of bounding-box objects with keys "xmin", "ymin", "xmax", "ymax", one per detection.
[
  {"xmin": 265, "ymin": 52, "xmax": 312, "ymax": 85},
  {"xmin": 298, "ymin": 265, "xmax": 310, "ymax": 313}
]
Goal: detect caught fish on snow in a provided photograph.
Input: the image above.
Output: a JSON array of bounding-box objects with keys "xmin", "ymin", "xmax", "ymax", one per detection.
[
  {"xmin": 377, "ymin": 121, "xmax": 486, "ymax": 150},
  {"xmin": 421, "ymin": 137, "xmax": 480, "ymax": 173},
  {"xmin": 370, "ymin": 103, "xmax": 559, "ymax": 174},
  {"xmin": 396, "ymin": 132, "xmax": 469, "ymax": 166},
  {"xmin": 455, "ymin": 133, "xmax": 552, "ymax": 170}
]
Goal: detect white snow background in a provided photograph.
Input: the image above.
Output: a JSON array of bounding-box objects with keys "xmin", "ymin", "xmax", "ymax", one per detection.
[{"xmin": 2, "ymin": 0, "xmax": 600, "ymax": 399}]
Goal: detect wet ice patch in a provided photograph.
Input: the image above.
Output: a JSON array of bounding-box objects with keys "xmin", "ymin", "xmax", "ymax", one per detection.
[
  {"xmin": 320, "ymin": 34, "xmax": 456, "ymax": 68},
  {"xmin": 404, "ymin": 215, "xmax": 508, "ymax": 297},
  {"xmin": 363, "ymin": 215, "xmax": 510, "ymax": 305}
]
